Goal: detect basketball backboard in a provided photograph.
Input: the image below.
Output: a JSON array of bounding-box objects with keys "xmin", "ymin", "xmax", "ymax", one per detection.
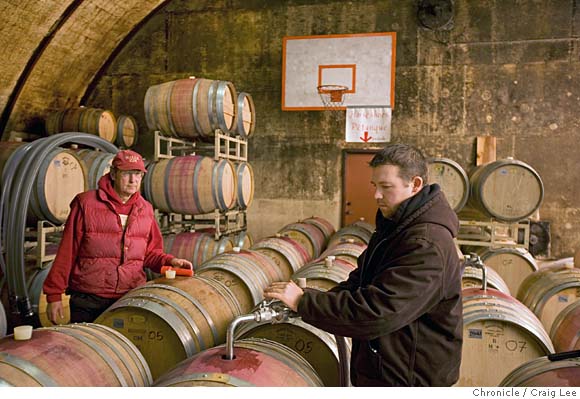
[{"xmin": 282, "ymin": 32, "xmax": 396, "ymax": 111}]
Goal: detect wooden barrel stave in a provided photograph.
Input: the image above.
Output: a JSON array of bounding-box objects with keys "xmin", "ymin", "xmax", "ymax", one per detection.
[
  {"xmin": 292, "ymin": 258, "xmax": 356, "ymax": 292},
  {"xmin": 279, "ymin": 223, "xmax": 326, "ymax": 260},
  {"xmin": 234, "ymin": 162, "xmax": 254, "ymax": 209}
]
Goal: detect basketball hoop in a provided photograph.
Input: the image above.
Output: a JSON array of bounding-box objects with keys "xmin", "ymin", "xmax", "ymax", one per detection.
[{"xmin": 317, "ymin": 85, "xmax": 349, "ymax": 109}]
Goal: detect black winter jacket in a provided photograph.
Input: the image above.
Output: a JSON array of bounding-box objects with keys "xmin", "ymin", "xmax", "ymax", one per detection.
[{"xmin": 297, "ymin": 184, "xmax": 463, "ymax": 386}]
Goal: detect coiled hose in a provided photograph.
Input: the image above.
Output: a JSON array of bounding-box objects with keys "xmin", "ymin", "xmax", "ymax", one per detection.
[{"xmin": 0, "ymin": 133, "xmax": 118, "ymax": 317}]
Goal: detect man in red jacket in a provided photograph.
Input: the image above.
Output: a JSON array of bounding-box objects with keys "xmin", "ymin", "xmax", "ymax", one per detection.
[
  {"xmin": 44, "ymin": 150, "xmax": 192, "ymax": 324},
  {"xmin": 265, "ymin": 143, "xmax": 463, "ymax": 386}
]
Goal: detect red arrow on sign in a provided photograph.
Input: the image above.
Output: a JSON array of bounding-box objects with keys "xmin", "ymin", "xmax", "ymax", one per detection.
[{"xmin": 360, "ymin": 131, "xmax": 372, "ymax": 142}]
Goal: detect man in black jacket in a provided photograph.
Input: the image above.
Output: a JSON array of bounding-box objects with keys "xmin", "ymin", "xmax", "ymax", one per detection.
[{"xmin": 264, "ymin": 143, "xmax": 463, "ymax": 386}]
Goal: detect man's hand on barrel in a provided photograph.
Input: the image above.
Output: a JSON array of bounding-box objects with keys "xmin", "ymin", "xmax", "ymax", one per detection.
[{"xmin": 264, "ymin": 281, "xmax": 303, "ymax": 312}]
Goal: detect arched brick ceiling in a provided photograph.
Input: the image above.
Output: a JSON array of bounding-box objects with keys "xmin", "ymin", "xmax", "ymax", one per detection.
[{"xmin": 0, "ymin": 0, "xmax": 169, "ymax": 139}]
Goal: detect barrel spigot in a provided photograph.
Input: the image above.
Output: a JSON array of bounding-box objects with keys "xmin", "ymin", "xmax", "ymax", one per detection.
[
  {"xmin": 465, "ymin": 253, "xmax": 487, "ymax": 291},
  {"xmin": 224, "ymin": 299, "xmax": 298, "ymax": 360}
]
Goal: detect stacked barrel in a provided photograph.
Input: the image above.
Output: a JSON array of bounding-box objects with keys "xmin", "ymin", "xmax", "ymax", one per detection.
[
  {"xmin": 427, "ymin": 155, "xmax": 580, "ymax": 386},
  {"xmin": 150, "ymin": 219, "xmax": 371, "ymax": 387},
  {"xmin": 45, "ymin": 107, "xmax": 139, "ymax": 149}
]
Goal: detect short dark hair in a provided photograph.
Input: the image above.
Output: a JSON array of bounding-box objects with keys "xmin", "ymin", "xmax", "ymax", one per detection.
[{"xmin": 369, "ymin": 143, "xmax": 428, "ymax": 183}]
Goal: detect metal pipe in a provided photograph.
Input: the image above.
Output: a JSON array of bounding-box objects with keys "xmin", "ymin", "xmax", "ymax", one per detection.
[{"xmin": 224, "ymin": 313, "xmax": 256, "ymax": 360}]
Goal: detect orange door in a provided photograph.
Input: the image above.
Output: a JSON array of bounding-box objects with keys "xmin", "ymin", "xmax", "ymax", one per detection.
[{"xmin": 342, "ymin": 151, "xmax": 378, "ymax": 227}]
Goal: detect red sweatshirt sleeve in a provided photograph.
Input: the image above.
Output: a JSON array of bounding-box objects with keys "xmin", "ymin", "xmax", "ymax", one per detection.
[
  {"xmin": 143, "ymin": 216, "xmax": 174, "ymax": 273},
  {"xmin": 43, "ymin": 197, "xmax": 84, "ymax": 303}
]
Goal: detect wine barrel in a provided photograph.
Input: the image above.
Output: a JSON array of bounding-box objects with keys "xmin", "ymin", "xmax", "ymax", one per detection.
[
  {"xmin": 463, "ymin": 246, "xmax": 538, "ymax": 295},
  {"xmin": 233, "ymin": 230, "xmax": 253, "ymax": 249},
  {"xmin": 351, "ymin": 219, "xmax": 374, "ymax": 234},
  {"xmin": 516, "ymin": 265, "xmax": 580, "ymax": 332},
  {"xmin": 0, "ymin": 323, "xmax": 152, "ymax": 386},
  {"xmin": 428, "ymin": 157, "xmax": 469, "ymax": 212},
  {"xmin": 457, "ymin": 288, "xmax": 554, "ymax": 387},
  {"xmin": 461, "ymin": 265, "xmax": 511, "ymax": 294},
  {"xmin": 2, "ymin": 143, "xmax": 87, "ymax": 224},
  {"xmin": 27, "ymin": 264, "xmax": 71, "ymax": 326},
  {"xmin": 251, "ymin": 236, "xmax": 310, "ymax": 280},
  {"xmin": 327, "ymin": 224, "xmax": 373, "ymax": 248},
  {"xmin": 550, "ymin": 301, "xmax": 580, "ymax": 352},
  {"xmin": 236, "ymin": 318, "xmax": 350, "ymax": 387},
  {"xmin": 1, "ymin": 142, "xmax": 88, "ymax": 224},
  {"xmin": 500, "ymin": 353, "xmax": 580, "ymax": 387},
  {"xmin": 28, "ymin": 147, "xmax": 87, "ymax": 224},
  {"xmin": 144, "ymin": 78, "xmax": 237, "ymax": 139},
  {"xmin": 144, "ymin": 155, "xmax": 236, "ymax": 215},
  {"xmin": 234, "ymin": 161, "xmax": 254, "ymax": 209},
  {"xmin": 316, "ymin": 240, "xmax": 366, "ymax": 268},
  {"xmin": 197, "ymin": 250, "xmax": 283, "ymax": 313},
  {"xmin": 116, "ymin": 115, "xmax": 138, "ymax": 148},
  {"xmin": 278, "ymin": 222, "xmax": 326, "ymax": 260},
  {"xmin": 95, "ymin": 275, "xmax": 242, "ymax": 379},
  {"xmin": 163, "ymin": 230, "xmax": 233, "ymax": 270},
  {"xmin": 468, "ymin": 158, "xmax": 544, "ymax": 222},
  {"xmin": 153, "ymin": 338, "xmax": 323, "ymax": 387},
  {"xmin": 75, "ymin": 149, "xmax": 114, "ymax": 190},
  {"xmin": 302, "ymin": 216, "xmax": 336, "ymax": 246},
  {"xmin": 46, "ymin": 108, "xmax": 117, "ymax": 143},
  {"xmin": 234, "ymin": 92, "xmax": 256, "ymax": 138},
  {"xmin": 292, "ymin": 257, "xmax": 356, "ymax": 292}
]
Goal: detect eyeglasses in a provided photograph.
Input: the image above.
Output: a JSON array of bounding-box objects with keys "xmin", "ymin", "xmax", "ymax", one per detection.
[{"xmin": 119, "ymin": 170, "xmax": 144, "ymax": 178}]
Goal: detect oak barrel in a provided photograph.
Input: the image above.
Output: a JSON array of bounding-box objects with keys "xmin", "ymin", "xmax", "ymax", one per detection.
[
  {"xmin": 163, "ymin": 230, "xmax": 233, "ymax": 270},
  {"xmin": 516, "ymin": 265, "xmax": 580, "ymax": 332},
  {"xmin": 457, "ymin": 287, "xmax": 554, "ymax": 387},
  {"xmin": 116, "ymin": 115, "xmax": 138, "ymax": 148},
  {"xmin": 144, "ymin": 78, "xmax": 237, "ymax": 139},
  {"xmin": 234, "ymin": 161, "xmax": 254, "ymax": 209},
  {"xmin": 292, "ymin": 257, "xmax": 357, "ymax": 292},
  {"xmin": 153, "ymin": 338, "xmax": 323, "ymax": 387},
  {"xmin": 1, "ymin": 143, "xmax": 88, "ymax": 224},
  {"xmin": 463, "ymin": 246, "xmax": 538, "ymax": 295},
  {"xmin": 234, "ymin": 92, "xmax": 256, "ymax": 138},
  {"xmin": 327, "ymin": 224, "xmax": 373, "ymax": 248},
  {"xmin": 236, "ymin": 318, "xmax": 350, "ymax": 387},
  {"xmin": 144, "ymin": 155, "xmax": 236, "ymax": 215},
  {"xmin": 302, "ymin": 216, "xmax": 336, "ymax": 247},
  {"xmin": 461, "ymin": 264, "xmax": 511, "ymax": 294},
  {"xmin": 428, "ymin": 157, "xmax": 469, "ymax": 212},
  {"xmin": 316, "ymin": 240, "xmax": 366, "ymax": 268},
  {"xmin": 0, "ymin": 323, "xmax": 152, "ymax": 386},
  {"xmin": 75, "ymin": 149, "xmax": 114, "ymax": 190},
  {"xmin": 278, "ymin": 222, "xmax": 326, "ymax": 260},
  {"xmin": 251, "ymin": 236, "xmax": 310, "ymax": 280},
  {"xmin": 95, "ymin": 275, "xmax": 242, "ymax": 379},
  {"xmin": 46, "ymin": 108, "xmax": 117, "ymax": 143},
  {"xmin": 468, "ymin": 158, "xmax": 544, "ymax": 222},
  {"xmin": 500, "ymin": 353, "xmax": 580, "ymax": 387},
  {"xmin": 197, "ymin": 250, "xmax": 283, "ymax": 313},
  {"xmin": 233, "ymin": 230, "xmax": 253, "ymax": 249},
  {"xmin": 549, "ymin": 301, "xmax": 580, "ymax": 352}
]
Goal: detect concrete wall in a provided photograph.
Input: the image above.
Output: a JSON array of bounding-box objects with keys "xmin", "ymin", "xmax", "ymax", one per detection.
[{"xmin": 85, "ymin": 0, "xmax": 580, "ymax": 257}]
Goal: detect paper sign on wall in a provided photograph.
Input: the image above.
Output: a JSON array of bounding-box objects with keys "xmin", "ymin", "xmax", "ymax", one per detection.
[{"xmin": 346, "ymin": 107, "xmax": 391, "ymax": 143}]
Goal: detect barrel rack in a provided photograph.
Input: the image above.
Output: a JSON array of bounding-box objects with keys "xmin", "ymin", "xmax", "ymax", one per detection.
[
  {"xmin": 153, "ymin": 129, "xmax": 248, "ymax": 240},
  {"xmin": 456, "ymin": 218, "xmax": 530, "ymax": 250},
  {"xmin": 24, "ymin": 221, "xmax": 64, "ymax": 269}
]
